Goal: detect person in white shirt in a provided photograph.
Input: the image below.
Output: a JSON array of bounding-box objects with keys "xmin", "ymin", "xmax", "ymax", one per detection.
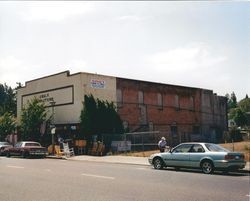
[{"xmin": 158, "ymin": 137, "xmax": 167, "ymax": 152}]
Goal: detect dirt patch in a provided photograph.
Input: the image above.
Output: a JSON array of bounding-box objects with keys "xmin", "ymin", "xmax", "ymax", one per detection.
[{"xmin": 220, "ymin": 141, "xmax": 250, "ymax": 162}]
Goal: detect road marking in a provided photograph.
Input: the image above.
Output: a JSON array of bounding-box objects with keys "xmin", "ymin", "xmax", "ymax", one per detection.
[
  {"xmin": 7, "ymin": 165, "xmax": 24, "ymax": 169},
  {"xmin": 81, "ymin": 173, "xmax": 115, "ymax": 180},
  {"xmin": 136, "ymin": 167, "xmax": 148, "ymax": 170}
]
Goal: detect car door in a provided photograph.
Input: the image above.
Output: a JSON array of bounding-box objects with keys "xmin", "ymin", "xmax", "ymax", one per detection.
[
  {"xmin": 167, "ymin": 144, "xmax": 193, "ymax": 167},
  {"xmin": 189, "ymin": 144, "xmax": 206, "ymax": 168}
]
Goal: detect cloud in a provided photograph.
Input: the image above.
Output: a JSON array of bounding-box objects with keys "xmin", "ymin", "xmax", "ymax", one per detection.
[
  {"xmin": 20, "ymin": 2, "xmax": 94, "ymax": 22},
  {"xmin": 117, "ymin": 15, "xmax": 150, "ymax": 22},
  {"xmin": 148, "ymin": 43, "xmax": 227, "ymax": 73},
  {"xmin": 0, "ymin": 56, "xmax": 30, "ymax": 87},
  {"xmin": 66, "ymin": 59, "xmax": 88, "ymax": 73}
]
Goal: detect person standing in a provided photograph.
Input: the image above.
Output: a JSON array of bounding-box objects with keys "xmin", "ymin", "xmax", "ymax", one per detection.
[
  {"xmin": 158, "ymin": 137, "xmax": 167, "ymax": 152},
  {"xmin": 57, "ymin": 135, "xmax": 64, "ymax": 149}
]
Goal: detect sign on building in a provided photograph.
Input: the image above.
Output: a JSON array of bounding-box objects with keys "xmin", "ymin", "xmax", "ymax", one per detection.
[
  {"xmin": 22, "ymin": 85, "xmax": 74, "ymax": 107},
  {"xmin": 91, "ymin": 79, "xmax": 105, "ymax": 89}
]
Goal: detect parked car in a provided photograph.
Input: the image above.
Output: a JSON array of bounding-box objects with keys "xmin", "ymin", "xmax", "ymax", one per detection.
[
  {"xmin": 0, "ymin": 142, "xmax": 13, "ymax": 155},
  {"xmin": 148, "ymin": 142, "xmax": 246, "ymax": 174},
  {"xmin": 5, "ymin": 141, "xmax": 47, "ymax": 158}
]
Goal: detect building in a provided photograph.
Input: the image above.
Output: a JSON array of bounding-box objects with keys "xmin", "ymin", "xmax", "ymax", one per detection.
[{"xmin": 17, "ymin": 71, "xmax": 227, "ymax": 144}]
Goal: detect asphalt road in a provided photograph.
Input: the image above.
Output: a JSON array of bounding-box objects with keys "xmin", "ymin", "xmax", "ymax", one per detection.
[{"xmin": 0, "ymin": 157, "xmax": 249, "ymax": 201}]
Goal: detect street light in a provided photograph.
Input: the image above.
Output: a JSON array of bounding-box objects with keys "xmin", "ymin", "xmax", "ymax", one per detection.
[{"xmin": 50, "ymin": 101, "xmax": 56, "ymax": 155}]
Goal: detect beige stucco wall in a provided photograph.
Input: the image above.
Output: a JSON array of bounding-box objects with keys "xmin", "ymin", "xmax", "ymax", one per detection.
[{"xmin": 17, "ymin": 71, "xmax": 117, "ymax": 125}]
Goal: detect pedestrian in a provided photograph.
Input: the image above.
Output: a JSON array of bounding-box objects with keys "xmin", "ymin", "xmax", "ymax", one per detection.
[
  {"xmin": 58, "ymin": 135, "xmax": 64, "ymax": 149},
  {"xmin": 158, "ymin": 137, "xmax": 167, "ymax": 153}
]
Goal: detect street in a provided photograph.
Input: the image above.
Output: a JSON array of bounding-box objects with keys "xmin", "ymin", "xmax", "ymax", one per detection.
[{"xmin": 0, "ymin": 157, "xmax": 249, "ymax": 201}]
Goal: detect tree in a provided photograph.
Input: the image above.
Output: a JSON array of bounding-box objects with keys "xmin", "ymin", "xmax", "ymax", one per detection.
[
  {"xmin": 20, "ymin": 98, "xmax": 49, "ymax": 142},
  {"xmin": 228, "ymin": 95, "xmax": 250, "ymax": 128},
  {"xmin": 238, "ymin": 96, "xmax": 250, "ymax": 126},
  {"xmin": 238, "ymin": 96, "xmax": 250, "ymax": 113},
  {"xmin": 233, "ymin": 108, "xmax": 247, "ymax": 127},
  {"xmin": 0, "ymin": 112, "xmax": 16, "ymax": 141},
  {"xmin": 80, "ymin": 94, "xmax": 98, "ymax": 138},
  {"xmin": 0, "ymin": 83, "xmax": 17, "ymax": 116},
  {"xmin": 226, "ymin": 92, "xmax": 237, "ymax": 110},
  {"xmin": 80, "ymin": 94, "xmax": 124, "ymax": 140}
]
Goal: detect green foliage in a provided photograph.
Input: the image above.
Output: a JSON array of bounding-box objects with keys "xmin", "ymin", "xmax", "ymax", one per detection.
[
  {"xmin": 0, "ymin": 112, "xmax": 16, "ymax": 141},
  {"xmin": 20, "ymin": 98, "xmax": 48, "ymax": 142},
  {"xmin": 226, "ymin": 92, "xmax": 237, "ymax": 110},
  {"xmin": 80, "ymin": 94, "xmax": 98, "ymax": 137},
  {"xmin": 233, "ymin": 108, "xmax": 247, "ymax": 127},
  {"xmin": 227, "ymin": 93, "xmax": 250, "ymax": 127},
  {"xmin": 0, "ymin": 83, "xmax": 17, "ymax": 116},
  {"xmin": 80, "ymin": 94, "xmax": 124, "ymax": 139},
  {"xmin": 238, "ymin": 97, "xmax": 250, "ymax": 113}
]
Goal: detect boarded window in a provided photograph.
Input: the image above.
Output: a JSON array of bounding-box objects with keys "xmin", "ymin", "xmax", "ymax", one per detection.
[
  {"xmin": 171, "ymin": 125, "xmax": 178, "ymax": 137},
  {"xmin": 190, "ymin": 96, "xmax": 194, "ymax": 110},
  {"xmin": 157, "ymin": 93, "xmax": 163, "ymax": 108},
  {"xmin": 138, "ymin": 91, "xmax": 144, "ymax": 105},
  {"xmin": 175, "ymin": 95, "xmax": 179, "ymax": 108},
  {"xmin": 117, "ymin": 89, "xmax": 123, "ymax": 107}
]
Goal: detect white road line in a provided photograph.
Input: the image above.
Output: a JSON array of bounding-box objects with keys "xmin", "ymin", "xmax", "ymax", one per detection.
[
  {"xmin": 136, "ymin": 167, "xmax": 148, "ymax": 170},
  {"xmin": 81, "ymin": 173, "xmax": 115, "ymax": 180},
  {"xmin": 7, "ymin": 165, "xmax": 24, "ymax": 169}
]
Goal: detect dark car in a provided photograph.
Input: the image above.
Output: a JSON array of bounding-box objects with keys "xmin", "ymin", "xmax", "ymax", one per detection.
[
  {"xmin": 0, "ymin": 142, "xmax": 13, "ymax": 155},
  {"xmin": 148, "ymin": 142, "xmax": 246, "ymax": 174},
  {"xmin": 5, "ymin": 141, "xmax": 47, "ymax": 158}
]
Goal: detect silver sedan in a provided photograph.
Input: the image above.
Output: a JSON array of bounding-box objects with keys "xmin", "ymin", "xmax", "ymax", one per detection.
[{"xmin": 148, "ymin": 142, "xmax": 246, "ymax": 174}]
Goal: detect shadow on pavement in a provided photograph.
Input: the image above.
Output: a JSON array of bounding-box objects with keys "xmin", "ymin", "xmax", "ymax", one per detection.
[{"xmin": 159, "ymin": 167, "xmax": 250, "ymax": 177}]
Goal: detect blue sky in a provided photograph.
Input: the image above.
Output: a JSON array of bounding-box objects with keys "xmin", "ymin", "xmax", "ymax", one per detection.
[{"xmin": 0, "ymin": 1, "xmax": 249, "ymax": 100}]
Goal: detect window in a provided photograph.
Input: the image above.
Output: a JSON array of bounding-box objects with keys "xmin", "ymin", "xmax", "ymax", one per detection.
[
  {"xmin": 175, "ymin": 95, "xmax": 179, "ymax": 109},
  {"xmin": 205, "ymin": 144, "xmax": 229, "ymax": 152},
  {"xmin": 171, "ymin": 125, "xmax": 178, "ymax": 137},
  {"xmin": 189, "ymin": 144, "xmax": 205, "ymax": 153},
  {"xmin": 138, "ymin": 91, "xmax": 144, "ymax": 105},
  {"xmin": 116, "ymin": 89, "xmax": 123, "ymax": 107},
  {"xmin": 157, "ymin": 93, "xmax": 163, "ymax": 108},
  {"xmin": 173, "ymin": 144, "xmax": 192, "ymax": 153},
  {"xmin": 190, "ymin": 96, "xmax": 194, "ymax": 110}
]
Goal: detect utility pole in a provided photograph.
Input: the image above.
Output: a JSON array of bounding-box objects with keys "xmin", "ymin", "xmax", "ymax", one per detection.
[{"xmin": 50, "ymin": 101, "xmax": 56, "ymax": 155}]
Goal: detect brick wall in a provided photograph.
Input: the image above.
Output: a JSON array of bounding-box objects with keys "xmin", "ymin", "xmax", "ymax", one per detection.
[{"xmin": 116, "ymin": 78, "xmax": 227, "ymax": 145}]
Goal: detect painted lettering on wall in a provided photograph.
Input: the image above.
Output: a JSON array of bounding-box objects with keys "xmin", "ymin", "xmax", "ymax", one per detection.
[
  {"xmin": 91, "ymin": 79, "xmax": 105, "ymax": 89},
  {"xmin": 39, "ymin": 93, "xmax": 54, "ymax": 103}
]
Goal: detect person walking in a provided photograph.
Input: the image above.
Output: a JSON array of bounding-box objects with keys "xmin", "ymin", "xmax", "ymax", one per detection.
[{"xmin": 158, "ymin": 137, "xmax": 167, "ymax": 153}]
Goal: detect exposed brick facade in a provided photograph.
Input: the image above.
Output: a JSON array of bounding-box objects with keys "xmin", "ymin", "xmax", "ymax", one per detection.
[{"xmin": 116, "ymin": 78, "xmax": 227, "ymax": 145}]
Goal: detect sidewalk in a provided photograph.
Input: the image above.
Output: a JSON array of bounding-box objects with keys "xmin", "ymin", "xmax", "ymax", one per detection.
[{"xmin": 49, "ymin": 154, "xmax": 250, "ymax": 172}]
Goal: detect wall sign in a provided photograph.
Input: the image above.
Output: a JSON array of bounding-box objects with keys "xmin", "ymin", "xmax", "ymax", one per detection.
[
  {"xmin": 91, "ymin": 79, "xmax": 105, "ymax": 89},
  {"xmin": 22, "ymin": 85, "xmax": 74, "ymax": 108}
]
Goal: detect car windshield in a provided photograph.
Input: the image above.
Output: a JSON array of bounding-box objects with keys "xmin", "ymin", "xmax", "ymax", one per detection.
[
  {"xmin": 25, "ymin": 143, "xmax": 41, "ymax": 147},
  {"xmin": 205, "ymin": 143, "xmax": 229, "ymax": 152}
]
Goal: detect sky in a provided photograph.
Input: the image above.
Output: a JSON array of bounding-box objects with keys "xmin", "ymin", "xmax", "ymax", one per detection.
[{"xmin": 0, "ymin": 1, "xmax": 249, "ymax": 100}]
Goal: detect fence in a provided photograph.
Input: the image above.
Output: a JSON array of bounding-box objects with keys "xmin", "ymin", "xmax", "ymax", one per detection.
[{"xmin": 101, "ymin": 131, "xmax": 162, "ymax": 153}]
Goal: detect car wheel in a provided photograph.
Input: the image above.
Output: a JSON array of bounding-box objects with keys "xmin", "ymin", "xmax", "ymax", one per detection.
[
  {"xmin": 201, "ymin": 160, "xmax": 214, "ymax": 174},
  {"xmin": 6, "ymin": 152, "xmax": 10, "ymax": 158},
  {"xmin": 22, "ymin": 151, "xmax": 28, "ymax": 158},
  {"xmin": 153, "ymin": 158, "xmax": 164, "ymax": 170}
]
